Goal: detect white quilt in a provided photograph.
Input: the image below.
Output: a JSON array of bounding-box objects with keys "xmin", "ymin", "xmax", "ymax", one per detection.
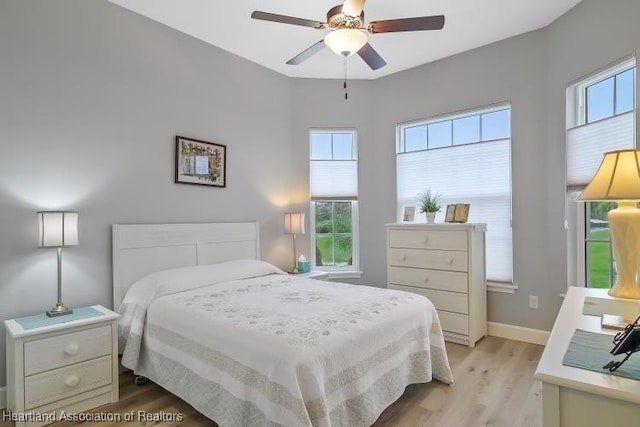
[{"xmin": 118, "ymin": 260, "xmax": 453, "ymax": 427}]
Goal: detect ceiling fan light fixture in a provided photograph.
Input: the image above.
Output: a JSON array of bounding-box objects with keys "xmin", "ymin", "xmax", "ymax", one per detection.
[{"xmin": 324, "ymin": 29, "xmax": 367, "ymax": 56}]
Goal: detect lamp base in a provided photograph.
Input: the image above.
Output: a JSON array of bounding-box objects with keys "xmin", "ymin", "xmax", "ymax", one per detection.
[
  {"xmin": 46, "ymin": 304, "xmax": 73, "ymax": 317},
  {"xmin": 608, "ymin": 283, "xmax": 640, "ymax": 299},
  {"xmin": 607, "ymin": 201, "xmax": 640, "ymax": 300}
]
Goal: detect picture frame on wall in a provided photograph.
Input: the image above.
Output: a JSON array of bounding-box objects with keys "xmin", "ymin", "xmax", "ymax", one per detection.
[
  {"xmin": 403, "ymin": 206, "xmax": 416, "ymax": 222},
  {"xmin": 175, "ymin": 136, "xmax": 226, "ymax": 187}
]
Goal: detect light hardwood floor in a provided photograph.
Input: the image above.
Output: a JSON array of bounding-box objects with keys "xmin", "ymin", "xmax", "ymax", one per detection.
[{"xmin": 1, "ymin": 336, "xmax": 543, "ymax": 427}]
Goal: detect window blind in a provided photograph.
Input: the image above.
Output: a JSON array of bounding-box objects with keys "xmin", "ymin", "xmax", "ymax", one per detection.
[
  {"xmin": 310, "ymin": 160, "xmax": 358, "ymax": 200},
  {"xmin": 566, "ymin": 111, "xmax": 635, "ymax": 190},
  {"xmin": 397, "ymin": 139, "xmax": 512, "ymax": 282}
]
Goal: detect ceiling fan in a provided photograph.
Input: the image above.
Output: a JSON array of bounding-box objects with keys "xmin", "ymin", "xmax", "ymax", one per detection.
[{"xmin": 251, "ymin": 0, "xmax": 445, "ymax": 71}]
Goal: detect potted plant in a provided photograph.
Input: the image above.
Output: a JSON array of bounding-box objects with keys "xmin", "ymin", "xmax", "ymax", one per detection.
[{"xmin": 418, "ymin": 189, "xmax": 441, "ymax": 223}]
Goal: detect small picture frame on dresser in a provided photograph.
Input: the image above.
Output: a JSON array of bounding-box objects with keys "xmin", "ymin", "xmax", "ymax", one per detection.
[
  {"xmin": 453, "ymin": 203, "xmax": 470, "ymax": 223},
  {"xmin": 444, "ymin": 204, "xmax": 456, "ymax": 222},
  {"xmin": 403, "ymin": 206, "xmax": 416, "ymax": 222},
  {"xmin": 445, "ymin": 203, "xmax": 470, "ymax": 223}
]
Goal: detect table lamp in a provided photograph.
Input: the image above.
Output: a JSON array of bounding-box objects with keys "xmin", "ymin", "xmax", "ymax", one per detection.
[
  {"xmin": 37, "ymin": 211, "xmax": 79, "ymax": 316},
  {"xmin": 284, "ymin": 212, "xmax": 305, "ymax": 273},
  {"xmin": 576, "ymin": 150, "xmax": 640, "ymax": 299}
]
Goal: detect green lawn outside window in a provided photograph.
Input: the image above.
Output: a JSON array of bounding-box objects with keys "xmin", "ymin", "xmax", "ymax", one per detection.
[
  {"xmin": 586, "ymin": 201, "xmax": 615, "ymax": 289},
  {"xmin": 315, "ymin": 201, "xmax": 353, "ymax": 267},
  {"xmin": 587, "ymin": 230, "xmax": 612, "ymax": 289}
]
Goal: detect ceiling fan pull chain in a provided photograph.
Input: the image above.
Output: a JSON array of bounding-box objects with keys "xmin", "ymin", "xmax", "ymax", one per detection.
[{"xmin": 344, "ymin": 55, "xmax": 348, "ymax": 100}]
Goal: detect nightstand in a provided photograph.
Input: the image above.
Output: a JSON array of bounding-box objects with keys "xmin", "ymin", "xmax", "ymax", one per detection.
[
  {"xmin": 291, "ymin": 270, "xmax": 330, "ymax": 281},
  {"xmin": 5, "ymin": 305, "xmax": 119, "ymax": 427}
]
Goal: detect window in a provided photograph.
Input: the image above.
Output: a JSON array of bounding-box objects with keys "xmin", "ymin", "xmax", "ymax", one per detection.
[
  {"xmin": 566, "ymin": 57, "xmax": 636, "ymax": 288},
  {"xmin": 586, "ymin": 68, "xmax": 635, "ymax": 123},
  {"xmin": 309, "ymin": 130, "xmax": 360, "ymax": 277},
  {"xmin": 396, "ymin": 104, "xmax": 513, "ymax": 285}
]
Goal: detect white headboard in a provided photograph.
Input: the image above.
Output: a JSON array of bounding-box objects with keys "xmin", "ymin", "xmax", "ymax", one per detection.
[{"xmin": 112, "ymin": 222, "xmax": 260, "ymax": 311}]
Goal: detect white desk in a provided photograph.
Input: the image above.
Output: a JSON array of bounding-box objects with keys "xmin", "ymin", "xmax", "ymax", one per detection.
[{"xmin": 535, "ymin": 287, "xmax": 640, "ymax": 427}]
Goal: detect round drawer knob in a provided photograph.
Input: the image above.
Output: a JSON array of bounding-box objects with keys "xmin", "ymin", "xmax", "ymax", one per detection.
[
  {"xmin": 424, "ymin": 276, "xmax": 430, "ymax": 283},
  {"xmin": 423, "ymin": 236, "xmax": 429, "ymax": 243},
  {"xmin": 64, "ymin": 375, "xmax": 80, "ymax": 388},
  {"xmin": 64, "ymin": 344, "xmax": 79, "ymax": 356},
  {"xmin": 400, "ymin": 255, "xmax": 407, "ymax": 262},
  {"xmin": 446, "ymin": 257, "xmax": 454, "ymax": 264}
]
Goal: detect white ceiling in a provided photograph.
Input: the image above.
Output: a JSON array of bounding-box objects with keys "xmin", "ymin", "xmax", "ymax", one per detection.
[{"xmin": 107, "ymin": 0, "xmax": 582, "ymax": 80}]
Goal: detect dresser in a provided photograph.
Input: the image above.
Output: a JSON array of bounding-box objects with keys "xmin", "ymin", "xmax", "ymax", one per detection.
[
  {"xmin": 5, "ymin": 306, "xmax": 119, "ymax": 427},
  {"xmin": 386, "ymin": 223, "xmax": 487, "ymax": 347},
  {"xmin": 535, "ymin": 287, "xmax": 640, "ymax": 427}
]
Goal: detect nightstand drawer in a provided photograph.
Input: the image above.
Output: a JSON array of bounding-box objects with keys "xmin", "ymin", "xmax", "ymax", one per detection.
[
  {"xmin": 389, "ymin": 229, "xmax": 468, "ymax": 251},
  {"xmin": 388, "ymin": 266, "xmax": 468, "ymax": 293},
  {"xmin": 24, "ymin": 325, "xmax": 112, "ymax": 376},
  {"xmin": 24, "ymin": 355, "xmax": 112, "ymax": 410},
  {"xmin": 388, "ymin": 248, "xmax": 468, "ymax": 272}
]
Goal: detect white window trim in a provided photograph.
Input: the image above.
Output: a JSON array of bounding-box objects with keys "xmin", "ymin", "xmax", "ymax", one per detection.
[
  {"xmin": 566, "ymin": 56, "xmax": 635, "ymax": 290},
  {"xmin": 567, "ymin": 56, "xmax": 635, "ymax": 128},
  {"xmin": 309, "ymin": 128, "xmax": 361, "ymax": 279},
  {"xmin": 396, "ymin": 102, "xmax": 511, "ymax": 153},
  {"xmin": 309, "ymin": 200, "xmax": 361, "ymax": 279},
  {"xmin": 309, "ymin": 128, "xmax": 359, "ymax": 160},
  {"xmin": 396, "ymin": 102, "xmax": 514, "ymax": 285},
  {"xmin": 575, "ymin": 201, "xmax": 586, "ymax": 289},
  {"xmin": 487, "ymin": 282, "xmax": 518, "ymax": 294}
]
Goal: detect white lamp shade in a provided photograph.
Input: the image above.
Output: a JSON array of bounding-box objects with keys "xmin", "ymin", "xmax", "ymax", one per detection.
[
  {"xmin": 324, "ymin": 29, "xmax": 367, "ymax": 56},
  {"xmin": 284, "ymin": 213, "xmax": 305, "ymax": 235},
  {"xmin": 37, "ymin": 211, "xmax": 79, "ymax": 247},
  {"xmin": 577, "ymin": 150, "xmax": 640, "ymax": 201}
]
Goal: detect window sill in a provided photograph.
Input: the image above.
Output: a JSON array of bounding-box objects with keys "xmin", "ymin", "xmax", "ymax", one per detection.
[
  {"xmin": 318, "ymin": 270, "xmax": 363, "ymax": 280},
  {"xmin": 487, "ymin": 282, "xmax": 518, "ymax": 294}
]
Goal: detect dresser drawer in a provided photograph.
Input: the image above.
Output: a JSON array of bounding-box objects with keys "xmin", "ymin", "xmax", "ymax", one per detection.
[
  {"xmin": 24, "ymin": 355, "xmax": 112, "ymax": 410},
  {"xmin": 438, "ymin": 311, "xmax": 469, "ymax": 335},
  {"xmin": 24, "ymin": 325, "xmax": 112, "ymax": 376},
  {"xmin": 388, "ymin": 266, "xmax": 468, "ymax": 293},
  {"xmin": 389, "ymin": 229, "xmax": 468, "ymax": 251},
  {"xmin": 389, "ymin": 284, "xmax": 468, "ymax": 314},
  {"xmin": 388, "ymin": 248, "xmax": 468, "ymax": 272}
]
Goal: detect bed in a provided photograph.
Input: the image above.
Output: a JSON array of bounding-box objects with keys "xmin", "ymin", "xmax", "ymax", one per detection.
[{"xmin": 113, "ymin": 222, "xmax": 453, "ymax": 427}]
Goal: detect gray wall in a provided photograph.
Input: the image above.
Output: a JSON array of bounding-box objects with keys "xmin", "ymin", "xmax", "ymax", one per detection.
[
  {"xmin": 290, "ymin": 0, "xmax": 640, "ymax": 332},
  {"xmin": 544, "ymin": 0, "xmax": 640, "ymax": 323},
  {"xmin": 372, "ymin": 30, "xmax": 553, "ymax": 331},
  {"xmin": 290, "ymin": 30, "xmax": 554, "ymax": 329},
  {"xmin": 289, "ymin": 79, "xmax": 379, "ymax": 284},
  {"xmin": 0, "ymin": 0, "xmax": 293, "ymax": 387}
]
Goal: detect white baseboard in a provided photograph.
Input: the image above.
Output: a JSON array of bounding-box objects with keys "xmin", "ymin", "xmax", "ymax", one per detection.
[
  {"xmin": 0, "ymin": 386, "xmax": 6, "ymax": 410},
  {"xmin": 488, "ymin": 322, "xmax": 549, "ymax": 346}
]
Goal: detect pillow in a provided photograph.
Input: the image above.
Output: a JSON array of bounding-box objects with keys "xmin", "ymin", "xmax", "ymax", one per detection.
[{"xmin": 121, "ymin": 259, "xmax": 285, "ymax": 309}]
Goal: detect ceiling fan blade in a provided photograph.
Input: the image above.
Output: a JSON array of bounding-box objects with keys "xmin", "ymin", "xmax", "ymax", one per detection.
[
  {"xmin": 251, "ymin": 11, "xmax": 326, "ymax": 29},
  {"xmin": 286, "ymin": 40, "xmax": 326, "ymax": 65},
  {"xmin": 342, "ymin": 0, "xmax": 366, "ymax": 18},
  {"xmin": 368, "ymin": 15, "xmax": 445, "ymax": 33},
  {"xmin": 357, "ymin": 43, "xmax": 386, "ymax": 70}
]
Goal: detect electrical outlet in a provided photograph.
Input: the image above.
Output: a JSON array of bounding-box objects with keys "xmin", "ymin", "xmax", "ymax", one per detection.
[{"xmin": 529, "ymin": 295, "xmax": 539, "ymax": 309}]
